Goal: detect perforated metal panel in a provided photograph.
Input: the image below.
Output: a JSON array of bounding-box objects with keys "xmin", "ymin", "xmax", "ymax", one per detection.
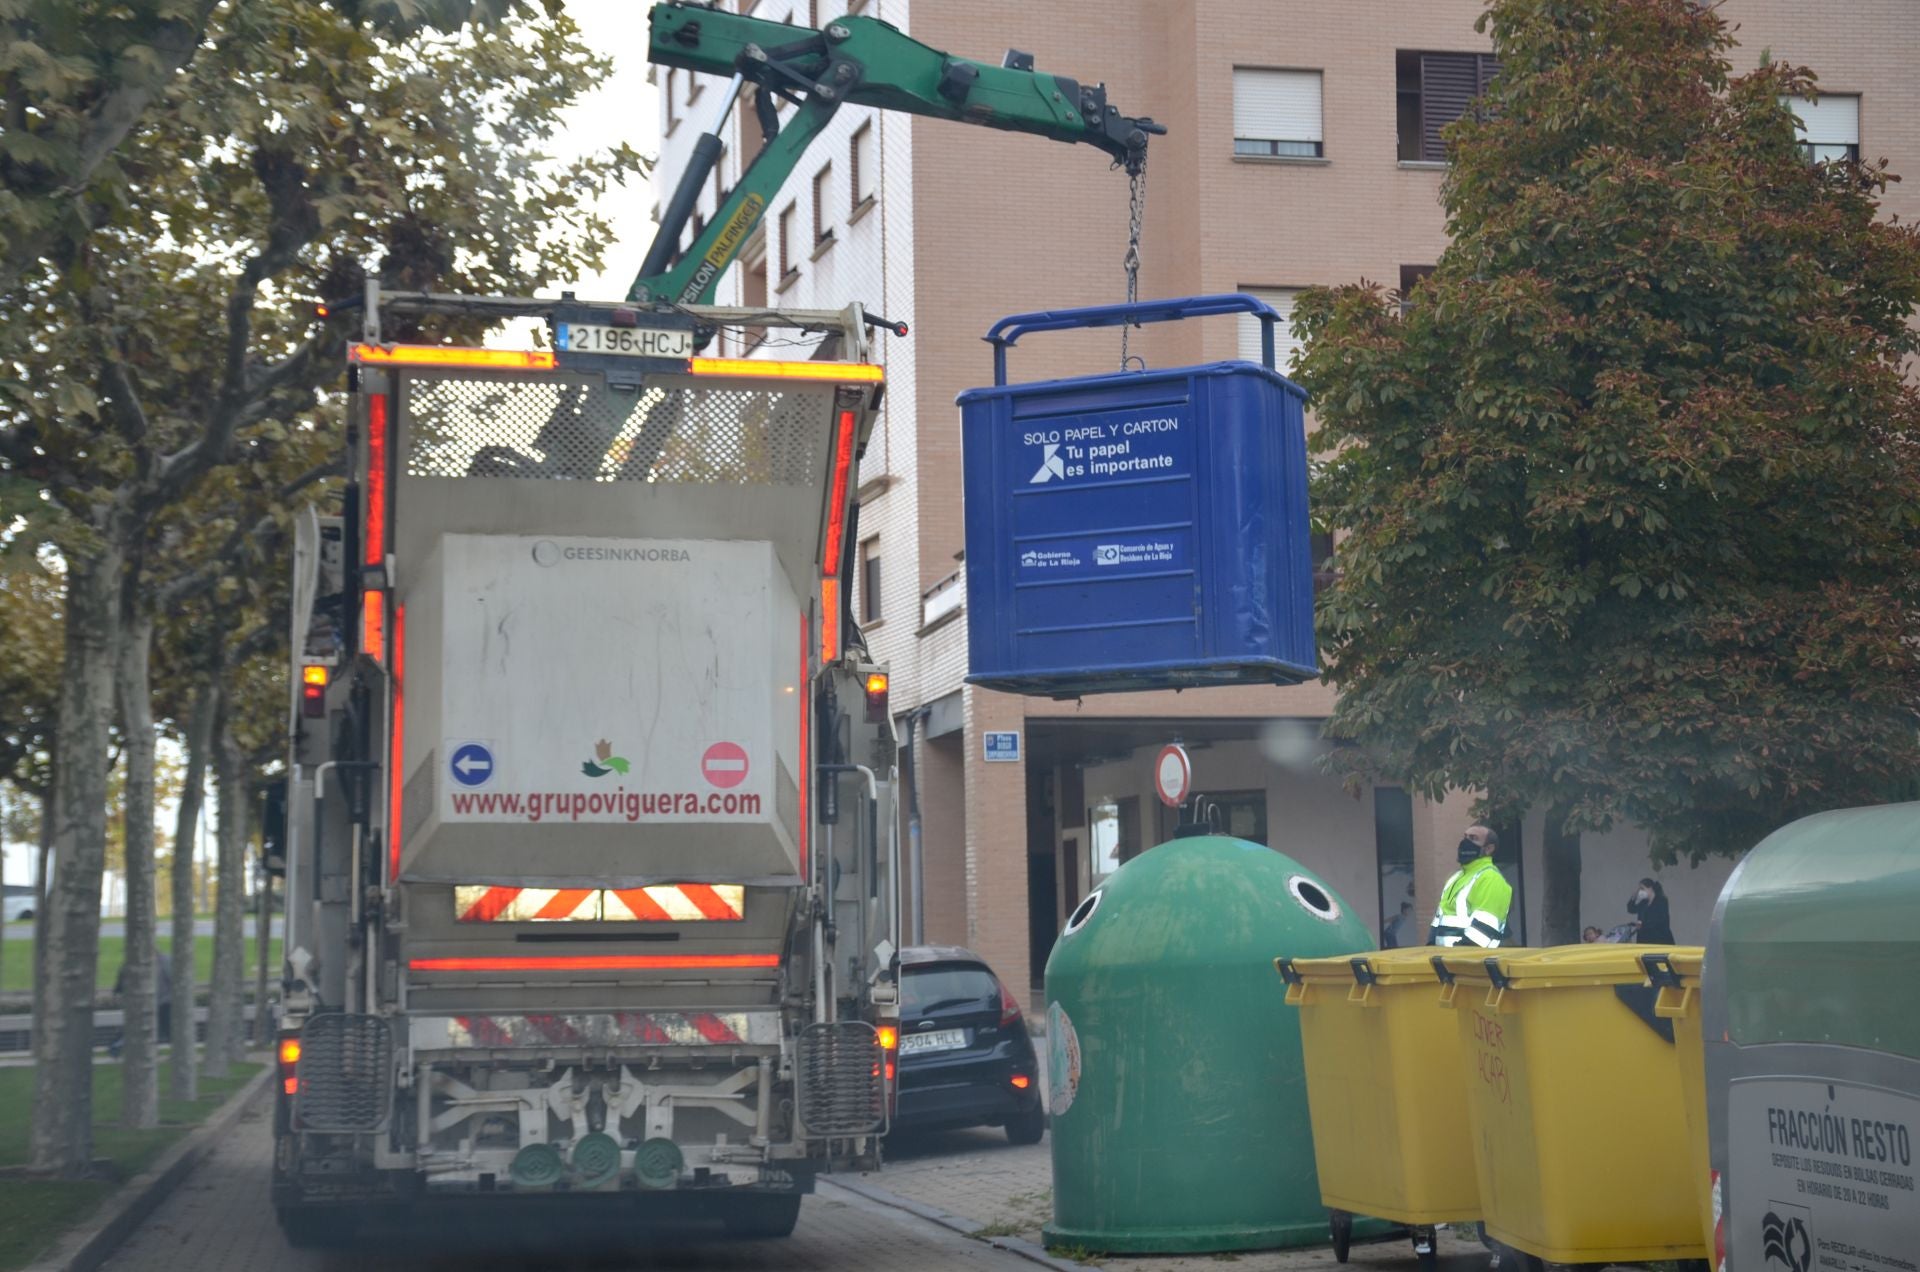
[
  {"xmin": 294, "ymin": 1013, "xmax": 393, "ymax": 1132},
  {"xmin": 795, "ymin": 1020, "xmax": 885, "ymax": 1136},
  {"xmin": 399, "ymin": 372, "xmax": 835, "ymax": 486}
]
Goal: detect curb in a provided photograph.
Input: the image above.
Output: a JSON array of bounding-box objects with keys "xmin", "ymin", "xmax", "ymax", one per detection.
[
  {"xmin": 26, "ymin": 1062, "xmax": 274, "ymax": 1272},
  {"xmin": 820, "ymin": 1174, "xmax": 1088, "ymax": 1272}
]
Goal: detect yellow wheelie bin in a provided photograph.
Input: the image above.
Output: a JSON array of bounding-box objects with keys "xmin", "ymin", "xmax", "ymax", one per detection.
[
  {"xmin": 1642, "ymin": 948, "xmax": 1714, "ymax": 1262},
  {"xmin": 1278, "ymin": 949, "xmax": 1476, "ymax": 1270},
  {"xmin": 1434, "ymin": 945, "xmax": 1708, "ymax": 1269}
]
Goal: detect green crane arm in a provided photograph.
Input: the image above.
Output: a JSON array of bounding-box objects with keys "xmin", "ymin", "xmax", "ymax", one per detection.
[{"xmin": 631, "ymin": 2, "xmax": 1163, "ymax": 306}]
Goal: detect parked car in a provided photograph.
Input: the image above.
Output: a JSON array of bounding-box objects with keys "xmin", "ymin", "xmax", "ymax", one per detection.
[
  {"xmin": 892, "ymin": 945, "xmax": 1045, "ymax": 1144},
  {"xmin": 2, "ymin": 893, "xmax": 33, "ymax": 923}
]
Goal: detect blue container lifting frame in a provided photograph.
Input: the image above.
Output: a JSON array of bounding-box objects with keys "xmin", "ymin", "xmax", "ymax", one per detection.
[{"xmin": 959, "ymin": 294, "xmax": 1317, "ymax": 698}]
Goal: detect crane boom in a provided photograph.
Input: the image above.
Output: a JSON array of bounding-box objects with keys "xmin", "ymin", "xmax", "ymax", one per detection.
[{"xmin": 634, "ymin": 2, "xmax": 1163, "ymax": 305}]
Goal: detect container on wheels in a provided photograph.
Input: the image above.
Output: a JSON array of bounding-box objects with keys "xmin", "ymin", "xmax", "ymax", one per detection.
[
  {"xmin": 958, "ymin": 294, "xmax": 1315, "ymax": 699},
  {"xmin": 1434, "ymin": 945, "xmax": 1708, "ymax": 1270},
  {"xmin": 1278, "ymin": 948, "xmax": 1479, "ymax": 1268},
  {"xmin": 1705, "ymin": 803, "xmax": 1920, "ymax": 1272},
  {"xmin": 1644, "ymin": 948, "xmax": 1713, "ymax": 1261},
  {"xmin": 1042, "ymin": 834, "xmax": 1373, "ymax": 1253}
]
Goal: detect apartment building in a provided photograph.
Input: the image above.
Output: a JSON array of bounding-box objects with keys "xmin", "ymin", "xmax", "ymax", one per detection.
[{"xmin": 651, "ymin": 0, "xmax": 1919, "ymax": 1002}]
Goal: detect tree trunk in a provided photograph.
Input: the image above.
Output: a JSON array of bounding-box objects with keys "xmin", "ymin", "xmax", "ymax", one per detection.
[
  {"xmin": 1542, "ymin": 800, "xmax": 1583, "ymax": 947},
  {"xmin": 32, "ymin": 770, "xmax": 53, "ymax": 1026},
  {"xmin": 203, "ymin": 709, "xmax": 249, "ymax": 1075},
  {"xmin": 30, "ymin": 551, "xmax": 123, "ymax": 1176},
  {"xmin": 169, "ymin": 679, "xmax": 216, "ymax": 1103},
  {"xmin": 116, "ymin": 607, "xmax": 160, "ymax": 1129}
]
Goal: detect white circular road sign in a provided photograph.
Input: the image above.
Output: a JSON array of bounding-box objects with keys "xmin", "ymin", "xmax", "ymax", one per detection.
[{"xmin": 1154, "ymin": 743, "xmax": 1192, "ymax": 808}]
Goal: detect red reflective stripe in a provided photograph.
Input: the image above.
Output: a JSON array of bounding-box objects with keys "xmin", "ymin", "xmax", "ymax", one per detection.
[
  {"xmin": 535, "ymin": 888, "xmax": 594, "ymax": 920},
  {"xmin": 679, "ymin": 884, "xmax": 739, "ymax": 921},
  {"xmin": 365, "ymin": 394, "xmax": 389, "ymax": 566},
  {"xmin": 410, "ymin": 954, "xmax": 780, "ymax": 972},
  {"xmin": 612, "ymin": 887, "xmax": 675, "ymax": 921},
  {"xmin": 460, "ymin": 886, "xmax": 520, "ymax": 923},
  {"xmin": 822, "ymin": 408, "xmax": 856, "ymax": 567},
  {"xmin": 691, "ymin": 1013, "xmax": 740, "ymax": 1044}
]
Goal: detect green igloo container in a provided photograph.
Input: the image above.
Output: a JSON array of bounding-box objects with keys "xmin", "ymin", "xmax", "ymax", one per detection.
[{"xmin": 1042, "ymin": 834, "xmax": 1375, "ymax": 1253}]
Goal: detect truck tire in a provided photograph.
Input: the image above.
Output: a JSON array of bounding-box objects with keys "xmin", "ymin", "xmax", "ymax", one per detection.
[
  {"xmin": 277, "ymin": 1207, "xmax": 344, "ymax": 1250},
  {"xmin": 1005, "ymin": 1106, "xmax": 1046, "ymax": 1146},
  {"xmin": 722, "ymin": 1193, "xmax": 802, "ymax": 1239}
]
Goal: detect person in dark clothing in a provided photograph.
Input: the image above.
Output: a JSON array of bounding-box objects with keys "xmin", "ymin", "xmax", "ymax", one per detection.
[
  {"xmin": 109, "ymin": 952, "xmax": 173, "ymax": 1057},
  {"xmin": 1628, "ymin": 878, "xmax": 1674, "ymax": 944}
]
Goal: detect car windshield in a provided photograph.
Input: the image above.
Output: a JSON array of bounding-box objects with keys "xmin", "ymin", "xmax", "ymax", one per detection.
[{"xmin": 901, "ymin": 964, "xmax": 997, "ymax": 1016}]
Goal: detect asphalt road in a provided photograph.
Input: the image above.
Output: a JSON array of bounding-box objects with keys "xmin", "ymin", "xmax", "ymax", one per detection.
[{"xmin": 99, "ymin": 1094, "xmax": 1041, "ymax": 1272}]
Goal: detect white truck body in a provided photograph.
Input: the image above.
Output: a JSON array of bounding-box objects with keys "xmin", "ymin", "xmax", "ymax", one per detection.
[{"xmin": 272, "ymin": 299, "xmax": 899, "ymax": 1240}]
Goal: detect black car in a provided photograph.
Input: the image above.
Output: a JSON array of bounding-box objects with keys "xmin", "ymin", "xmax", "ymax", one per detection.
[{"xmin": 891, "ymin": 946, "xmax": 1046, "ymax": 1144}]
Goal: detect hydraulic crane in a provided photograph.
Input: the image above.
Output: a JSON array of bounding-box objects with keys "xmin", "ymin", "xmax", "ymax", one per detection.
[{"xmin": 633, "ymin": 1, "xmax": 1164, "ymax": 307}]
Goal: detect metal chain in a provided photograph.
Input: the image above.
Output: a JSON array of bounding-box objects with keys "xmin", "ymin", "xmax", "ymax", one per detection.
[{"xmin": 1120, "ymin": 164, "xmax": 1145, "ymax": 371}]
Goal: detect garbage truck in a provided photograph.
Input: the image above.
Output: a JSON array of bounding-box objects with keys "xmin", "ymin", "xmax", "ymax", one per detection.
[
  {"xmin": 269, "ymin": 0, "xmax": 1159, "ymax": 1243},
  {"xmin": 271, "ymin": 295, "xmax": 902, "ymax": 1242}
]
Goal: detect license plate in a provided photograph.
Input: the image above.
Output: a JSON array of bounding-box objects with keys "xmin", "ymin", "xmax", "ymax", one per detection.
[
  {"xmin": 898, "ymin": 1028, "xmax": 967, "ymax": 1056},
  {"xmin": 559, "ymin": 322, "xmax": 694, "ymax": 359}
]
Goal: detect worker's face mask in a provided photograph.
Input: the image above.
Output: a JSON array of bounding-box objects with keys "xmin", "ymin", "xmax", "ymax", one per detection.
[{"xmin": 1457, "ymin": 837, "xmax": 1483, "ymax": 864}]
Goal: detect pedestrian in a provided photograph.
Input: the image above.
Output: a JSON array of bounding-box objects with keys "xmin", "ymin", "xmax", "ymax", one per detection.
[
  {"xmin": 1382, "ymin": 902, "xmax": 1415, "ymax": 949},
  {"xmin": 109, "ymin": 949, "xmax": 173, "ymax": 1057},
  {"xmin": 1628, "ymin": 877, "xmax": 1674, "ymax": 944},
  {"xmin": 1581, "ymin": 925, "xmax": 1603, "ymax": 943},
  {"xmin": 1427, "ymin": 824, "xmax": 1514, "ymax": 948}
]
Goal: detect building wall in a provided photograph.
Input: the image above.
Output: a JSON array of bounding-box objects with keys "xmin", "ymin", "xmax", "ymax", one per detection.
[{"xmin": 654, "ymin": 0, "xmax": 1920, "ymax": 1006}]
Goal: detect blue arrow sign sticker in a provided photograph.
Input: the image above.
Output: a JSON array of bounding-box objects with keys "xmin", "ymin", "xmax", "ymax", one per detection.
[{"xmin": 449, "ymin": 742, "xmax": 495, "ymax": 788}]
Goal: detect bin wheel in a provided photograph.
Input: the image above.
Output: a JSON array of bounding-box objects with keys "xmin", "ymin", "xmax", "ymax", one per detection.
[
  {"xmin": 1327, "ymin": 1209, "xmax": 1352, "ymax": 1262},
  {"xmin": 1411, "ymin": 1224, "xmax": 1437, "ymax": 1271}
]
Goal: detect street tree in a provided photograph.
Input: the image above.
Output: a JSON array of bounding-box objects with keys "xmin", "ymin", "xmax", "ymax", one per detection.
[
  {"xmin": 2, "ymin": 0, "xmax": 638, "ymax": 1174},
  {"xmin": 1292, "ymin": 0, "xmax": 1920, "ymax": 942},
  {"xmin": 0, "ymin": 561, "xmax": 60, "ymax": 1004},
  {"xmin": 0, "ymin": 0, "xmax": 554, "ymax": 293}
]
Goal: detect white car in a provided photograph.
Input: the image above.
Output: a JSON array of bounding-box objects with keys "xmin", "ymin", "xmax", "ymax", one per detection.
[{"xmin": 2, "ymin": 894, "xmax": 34, "ymax": 923}]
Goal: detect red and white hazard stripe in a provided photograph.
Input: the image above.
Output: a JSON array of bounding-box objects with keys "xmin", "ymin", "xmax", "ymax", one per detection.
[
  {"xmin": 449, "ymin": 1012, "xmax": 749, "ymax": 1047},
  {"xmin": 453, "ymin": 884, "xmax": 745, "ymax": 923}
]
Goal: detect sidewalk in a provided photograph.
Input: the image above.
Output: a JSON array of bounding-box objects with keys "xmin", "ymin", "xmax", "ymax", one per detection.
[{"xmin": 863, "ymin": 1128, "xmax": 1490, "ymax": 1270}]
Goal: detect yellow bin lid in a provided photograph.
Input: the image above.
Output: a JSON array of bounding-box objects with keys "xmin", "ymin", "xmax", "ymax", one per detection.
[
  {"xmin": 1434, "ymin": 943, "xmax": 1705, "ymax": 990},
  {"xmin": 1278, "ymin": 946, "xmax": 1446, "ymax": 989}
]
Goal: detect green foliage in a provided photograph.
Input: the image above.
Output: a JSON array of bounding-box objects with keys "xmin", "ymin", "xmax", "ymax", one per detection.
[
  {"xmin": 3, "ymin": 0, "xmax": 644, "ymax": 742},
  {"xmin": 0, "ymin": 565, "xmax": 60, "ymax": 796},
  {"xmin": 1292, "ymin": 0, "xmax": 1920, "ymax": 863}
]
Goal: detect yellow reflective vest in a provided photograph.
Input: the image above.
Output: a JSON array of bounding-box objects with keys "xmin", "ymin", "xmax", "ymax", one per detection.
[{"xmin": 1428, "ymin": 856, "xmax": 1513, "ymax": 948}]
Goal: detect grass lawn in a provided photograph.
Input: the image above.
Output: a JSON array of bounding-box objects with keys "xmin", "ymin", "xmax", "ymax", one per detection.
[
  {"xmin": 0, "ymin": 935, "xmax": 281, "ymax": 995},
  {"xmin": 0, "ymin": 1058, "xmax": 261, "ymax": 1271}
]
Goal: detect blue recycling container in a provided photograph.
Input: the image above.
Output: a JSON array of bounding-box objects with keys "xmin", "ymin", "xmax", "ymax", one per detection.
[{"xmin": 959, "ymin": 294, "xmax": 1316, "ymax": 698}]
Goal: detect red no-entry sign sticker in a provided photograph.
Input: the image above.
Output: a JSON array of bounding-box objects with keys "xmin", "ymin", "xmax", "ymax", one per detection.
[
  {"xmin": 1154, "ymin": 743, "xmax": 1191, "ymax": 807},
  {"xmin": 701, "ymin": 742, "xmax": 750, "ymax": 789}
]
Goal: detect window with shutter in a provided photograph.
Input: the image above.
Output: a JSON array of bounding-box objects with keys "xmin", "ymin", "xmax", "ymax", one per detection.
[
  {"xmin": 1397, "ymin": 51, "xmax": 1498, "ymax": 162},
  {"xmin": 1235, "ymin": 287, "xmax": 1303, "ymax": 373},
  {"xmin": 1781, "ymin": 94, "xmax": 1860, "ymax": 163},
  {"xmin": 1232, "ymin": 69, "xmax": 1324, "ymax": 158},
  {"xmin": 812, "ymin": 163, "xmax": 833, "ymax": 245},
  {"xmin": 777, "ymin": 203, "xmax": 797, "ymax": 283},
  {"xmin": 851, "ymin": 122, "xmax": 876, "ymax": 210},
  {"xmin": 1398, "ymin": 264, "xmax": 1435, "ymax": 315}
]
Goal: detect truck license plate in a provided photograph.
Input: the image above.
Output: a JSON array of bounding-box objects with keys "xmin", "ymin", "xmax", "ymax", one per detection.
[
  {"xmin": 559, "ymin": 322, "xmax": 694, "ymax": 359},
  {"xmin": 899, "ymin": 1028, "xmax": 967, "ymax": 1055}
]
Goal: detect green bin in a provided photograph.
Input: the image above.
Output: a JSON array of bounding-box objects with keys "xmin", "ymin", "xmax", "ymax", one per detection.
[
  {"xmin": 1042, "ymin": 834, "xmax": 1373, "ymax": 1253},
  {"xmin": 1706, "ymin": 803, "xmax": 1920, "ymax": 1270}
]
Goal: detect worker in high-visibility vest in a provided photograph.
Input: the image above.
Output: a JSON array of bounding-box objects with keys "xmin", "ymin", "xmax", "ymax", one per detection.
[{"xmin": 1428, "ymin": 824, "xmax": 1514, "ymax": 948}]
